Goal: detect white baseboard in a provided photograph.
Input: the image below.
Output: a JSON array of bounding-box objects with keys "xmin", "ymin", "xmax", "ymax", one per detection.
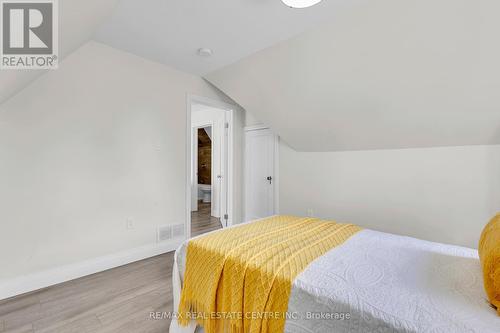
[{"xmin": 0, "ymin": 239, "xmax": 184, "ymax": 301}]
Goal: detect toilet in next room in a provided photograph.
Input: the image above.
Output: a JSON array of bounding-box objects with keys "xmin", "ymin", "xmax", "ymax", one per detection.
[{"xmin": 198, "ymin": 184, "xmax": 211, "ymax": 203}]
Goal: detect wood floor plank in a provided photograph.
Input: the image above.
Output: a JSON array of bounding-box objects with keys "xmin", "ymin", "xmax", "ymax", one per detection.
[
  {"xmin": 0, "ymin": 301, "xmax": 40, "ymax": 332},
  {"xmin": 35, "ymin": 315, "xmax": 100, "ymax": 333},
  {"xmin": 0, "ymin": 294, "xmax": 41, "ymax": 318},
  {"xmin": 0, "ymin": 202, "xmax": 218, "ymax": 332},
  {"xmin": 2, "ymin": 323, "xmax": 33, "ymax": 333},
  {"xmin": 0, "ymin": 252, "xmax": 173, "ymax": 333},
  {"xmin": 191, "ymin": 202, "xmax": 222, "ymax": 237}
]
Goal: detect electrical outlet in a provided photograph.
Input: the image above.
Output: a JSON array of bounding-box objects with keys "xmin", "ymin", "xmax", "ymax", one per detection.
[
  {"xmin": 126, "ymin": 219, "xmax": 134, "ymax": 230},
  {"xmin": 307, "ymin": 209, "xmax": 314, "ymax": 217}
]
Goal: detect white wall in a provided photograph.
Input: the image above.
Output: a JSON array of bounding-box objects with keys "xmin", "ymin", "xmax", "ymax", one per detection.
[
  {"xmin": 0, "ymin": 41, "xmax": 233, "ymax": 282},
  {"xmin": 244, "ymin": 109, "xmax": 262, "ymax": 127},
  {"xmin": 206, "ymin": 0, "xmax": 500, "ymax": 152},
  {"xmin": 279, "ymin": 143, "xmax": 500, "ymax": 248}
]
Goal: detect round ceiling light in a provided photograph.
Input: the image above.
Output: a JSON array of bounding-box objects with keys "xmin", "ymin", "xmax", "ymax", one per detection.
[
  {"xmin": 281, "ymin": 0, "xmax": 323, "ymax": 8},
  {"xmin": 197, "ymin": 48, "xmax": 213, "ymax": 57}
]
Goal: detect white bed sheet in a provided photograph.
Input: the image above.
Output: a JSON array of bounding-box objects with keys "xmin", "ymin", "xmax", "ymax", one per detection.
[
  {"xmin": 286, "ymin": 230, "xmax": 499, "ymax": 333},
  {"xmin": 172, "ymin": 229, "xmax": 500, "ymax": 333}
]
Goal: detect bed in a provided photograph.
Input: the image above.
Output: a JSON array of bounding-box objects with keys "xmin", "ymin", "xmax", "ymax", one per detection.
[{"xmin": 169, "ymin": 217, "xmax": 500, "ymax": 333}]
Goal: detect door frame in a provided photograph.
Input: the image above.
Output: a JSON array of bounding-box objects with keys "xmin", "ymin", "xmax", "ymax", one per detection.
[
  {"xmin": 186, "ymin": 94, "xmax": 236, "ymax": 239},
  {"xmin": 243, "ymin": 126, "xmax": 280, "ymax": 222}
]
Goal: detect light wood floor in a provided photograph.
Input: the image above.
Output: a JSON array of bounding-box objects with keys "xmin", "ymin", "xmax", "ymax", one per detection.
[
  {"xmin": 0, "ymin": 253, "xmax": 175, "ymax": 333},
  {"xmin": 191, "ymin": 201, "xmax": 222, "ymax": 237},
  {"xmin": 0, "ymin": 202, "xmax": 221, "ymax": 333}
]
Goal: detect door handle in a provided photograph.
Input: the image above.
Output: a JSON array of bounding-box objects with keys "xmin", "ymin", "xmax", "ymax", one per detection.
[{"xmin": 267, "ymin": 176, "xmax": 273, "ymax": 184}]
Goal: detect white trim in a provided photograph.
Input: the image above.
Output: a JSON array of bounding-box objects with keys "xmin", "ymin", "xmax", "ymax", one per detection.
[
  {"xmin": 190, "ymin": 125, "xmax": 199, "ymax": 212},
  {"xmin": 244, "ymin": 124, "xmax": 269, "ymax": 132},
  {"xmin": 186, "ymin": 95, "xmax": 192, "ymax": 240},
  {"xmin": 188, "ymin": 94, "xmax": 238, "ymax": 112},
  {"xmin": 225, "ymin": 110, "xmax": 234, "ymax": 227},
  {"xmin": 274, "ymin": 135, "xmax": 280, "ymax": 215},
  {"xmin": 186, "ymin": 94, "xmax": 239, "ymax": 238},
  {"xmin": 0, "ymin": 239, "xmax": 183, "ymax": 301}
]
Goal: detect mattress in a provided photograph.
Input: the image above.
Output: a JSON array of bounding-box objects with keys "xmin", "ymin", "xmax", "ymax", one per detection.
[{"xmin": 175, "ymin": 228, "xmax": 500, "ymax": 333}]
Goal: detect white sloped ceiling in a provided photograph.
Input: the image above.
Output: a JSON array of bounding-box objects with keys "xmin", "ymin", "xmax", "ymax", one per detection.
[
  {"xmin": 206, "ymin": 0, "xmax": 500, "ymax": 151},
  {"xmin": 94, "ymin": 0, "xmax": 347, "ymax": 76},
  {"xmin": 0, "ymin": 0, "xmax": 118, "ymax": 105}
]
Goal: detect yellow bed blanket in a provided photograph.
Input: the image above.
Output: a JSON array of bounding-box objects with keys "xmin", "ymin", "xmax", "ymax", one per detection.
[{"xmin": 178, "ymin": 215, "xmax": 362, "ymax": 333}]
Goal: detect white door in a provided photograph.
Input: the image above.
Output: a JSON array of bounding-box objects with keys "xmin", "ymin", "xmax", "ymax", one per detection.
[
  {"xmin": 245, "ymin": 128, "xmax": 276, "ymax": 221},
  {"xmin": 212, "ymin": 115, "xmax": 227, "ymax": 220}
]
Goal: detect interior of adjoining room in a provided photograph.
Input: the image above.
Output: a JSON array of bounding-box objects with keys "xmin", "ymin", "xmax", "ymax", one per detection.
[{"xmin": 191, "ymin": 125, "xmax": 222, "ymax": 237}]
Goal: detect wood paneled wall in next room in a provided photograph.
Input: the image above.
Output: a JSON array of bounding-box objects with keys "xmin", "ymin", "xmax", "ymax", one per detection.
[{"xmin": 198, "ymin": 128, "xmax": 211, "ymax": 185}]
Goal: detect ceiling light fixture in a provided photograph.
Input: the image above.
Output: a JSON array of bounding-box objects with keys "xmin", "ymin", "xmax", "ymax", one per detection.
[
  {"xmin": 281, "ymin": 0, "xmax": 322, "ymax": 8},
  {"xmin": 197, "ymin": 48, "xmax": 213, "ymax": 57}
]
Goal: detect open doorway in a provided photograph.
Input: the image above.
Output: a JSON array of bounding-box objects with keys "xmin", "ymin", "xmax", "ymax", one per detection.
[
  {"xmin": 191, "ymin": 125, "xmax": 221, "ymax": 236},
  {"xmin": 188, "ymin": 97, "xmax": 236, "ymax": 238},
  {"xmin": 197, "ymin": 127, "xmax": 212, "ymax": 208}
]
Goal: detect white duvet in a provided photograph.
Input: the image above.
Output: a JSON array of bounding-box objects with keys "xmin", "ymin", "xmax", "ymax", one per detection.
[{"xmin": 171, "ymin": 229, "xmax": 500, "ymax": 333}]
